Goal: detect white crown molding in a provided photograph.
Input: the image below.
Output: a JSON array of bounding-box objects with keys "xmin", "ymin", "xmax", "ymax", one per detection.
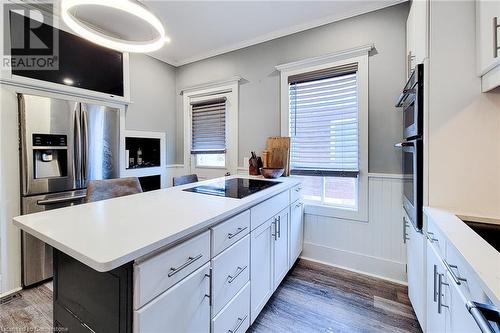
[
  {"xmin": 151, "ymin": 1, "xmax": 403, "ymax": 67},
  {"xmin": 275, "ymin": 44, "xmax": 374, "ymax": 72},
  {"xmin": 179, "ymin": 76, "xmax": 241, "ymax": 95}
]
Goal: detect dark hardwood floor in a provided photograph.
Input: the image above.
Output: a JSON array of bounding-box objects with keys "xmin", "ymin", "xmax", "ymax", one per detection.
[
  {"xmin": 0, "ymin": 259, "xmax": 422, "ymax": 333},
  {"xmin": 250, "ymin": 260, "xmax": 422, "ymax": 333}
]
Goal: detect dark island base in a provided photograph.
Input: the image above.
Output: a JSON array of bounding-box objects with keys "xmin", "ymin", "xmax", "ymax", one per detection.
[{"xmin": 53, "ymin": 250, "xmax": 133, "ymax": 332}]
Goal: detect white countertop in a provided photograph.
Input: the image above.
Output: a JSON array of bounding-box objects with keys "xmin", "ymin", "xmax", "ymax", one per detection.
[
  {"xmin": 424, "ymin": 207, "xmax": 500, "ymax": 309},
  {"xmin": 13, "ymin": 176, "xmax": 300, "ymax": 272}
]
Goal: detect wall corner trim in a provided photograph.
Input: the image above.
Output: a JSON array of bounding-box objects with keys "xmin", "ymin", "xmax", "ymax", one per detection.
[{"xmin": 275, "ymin": 44, "xmax": 374, "ymax": 72}]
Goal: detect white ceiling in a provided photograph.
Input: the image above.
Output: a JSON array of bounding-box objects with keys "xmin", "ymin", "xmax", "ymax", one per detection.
[{"xmin": 144, "ymin": 0, "xmax": 406, "ymax": 66}]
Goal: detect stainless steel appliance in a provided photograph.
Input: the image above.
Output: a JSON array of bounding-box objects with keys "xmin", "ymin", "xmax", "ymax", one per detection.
[
  {"xmin": 395, "ymin": 64, "xmax": 424, "ymax": 230},
  {"xmin": 19, "ymin": 93, "xmax": 120, "ymax": 287}
]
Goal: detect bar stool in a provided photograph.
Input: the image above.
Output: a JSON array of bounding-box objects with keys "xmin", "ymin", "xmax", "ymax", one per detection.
[
  {"xmin": 172, "ymin": 174, "xmax": 198, "ymax": 186},
  {"xmin": 85, "ymin": 177, "xmax": 143, "ymax": 203}
]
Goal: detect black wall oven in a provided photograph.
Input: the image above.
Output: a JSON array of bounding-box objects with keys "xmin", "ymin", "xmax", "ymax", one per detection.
[{"xmin": 396, "ymin": 64, "xmax": 424, "ymax": 230}]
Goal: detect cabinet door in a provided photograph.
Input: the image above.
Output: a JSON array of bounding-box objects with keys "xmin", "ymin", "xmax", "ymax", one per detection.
[
  {"xmin": 273, "ymin": 208, "xmax": 289, "ymax": 288},
  {"xmin": 406, "ymin": 218, "xmax": 426, "ymax": 327},
  {"xmin": 477, "ymin": 0, "xmax": 500, "ymax": 75},
  {"xmin": 426, "ymin": 241, "xmax": 446, "ymax": 333},
  {"xmin": 134, "ymin": 263, "xmax": 210, "ymax": 333},
  {"xmin": 406, "ymin": 0, "xmax": 428, "ymax": 76},
  {"xmin": 250, "ymin": 218, "xmax": 274, "ymax": 323},
  {"xmin": 289, "ymin": 201, "xmax": 303, "ymax": 266},
  {"xmin": 446, "ymin": 272, "xmax": 481, "ymax": 333}
]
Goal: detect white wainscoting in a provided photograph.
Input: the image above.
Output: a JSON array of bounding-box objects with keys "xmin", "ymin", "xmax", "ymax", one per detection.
[{"xmin": 301, "ymin": 174, "xmax": 407, "ymax": 284}]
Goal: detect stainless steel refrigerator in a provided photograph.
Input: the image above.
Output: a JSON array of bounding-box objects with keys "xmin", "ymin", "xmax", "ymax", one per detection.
[{"xmin": 18, "ymin": 93, "xmax": 120, "ymax": 287}]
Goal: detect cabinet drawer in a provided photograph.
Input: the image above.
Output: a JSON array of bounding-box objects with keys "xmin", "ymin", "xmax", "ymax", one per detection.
[
  {"xmin": 426, "ymin": 217, "xmax": 446, "ymax": 258},
  {"xmin": 212, "ymin": 235, "xmax": 250, "ymax": 316},
  {"xmin": 250, "ymin": 191, "xmax": 289, "ymax": 230},
  {"xmin": 290, "ymin": 183, "xmax": 303, "ymax": 204},
  {"xmin": 212, "ymin": 282, "xmax": 250, "ymax": 333},
  {"xmin": 134, "ymin": 263, "xmax": 210, "ymax": 333},
  {"xmin": 444, "ymin": 242, "xmax": 490, "ymax": 304},
  {"xmin": 134, "ymin": 230, "xmax": 210, "ymax": 309},
  {"xmin": 211, "ymin": 210, "xmax": 250, "ymax": 258}
]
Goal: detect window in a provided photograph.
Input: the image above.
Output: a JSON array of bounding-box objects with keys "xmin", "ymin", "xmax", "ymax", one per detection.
[
  {"xmin": 289, "ymin": 64, "xmax": 359, "ymax": 210},
  {"xmin": 191, "ymin": 98, "xmax": 227, "ymax": 168},
  {"xmin": 278, "ymin": 47, "xmax": 369, "ymax": 221}
]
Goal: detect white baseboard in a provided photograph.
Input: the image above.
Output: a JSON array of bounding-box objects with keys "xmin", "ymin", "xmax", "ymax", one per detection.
[
  {"xmin": 0, "ymin": 287, "xmax": 22, "ymax": 300},
  {"xmin": 302, "ymin": 242, "xmax": 407, "ymax": 284}
]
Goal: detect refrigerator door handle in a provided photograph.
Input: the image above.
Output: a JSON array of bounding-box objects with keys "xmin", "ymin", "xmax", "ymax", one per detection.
[
  {"xmin": 37, "ymin": 194, "xmax": 87, "ymax": 205},
  {"xmin": 73, "ymin": 104, "xmax": 82, "ymax": 188},
  {"xmin": 81, "ymin": 104, "xmax": 89, "ymax": 186}
]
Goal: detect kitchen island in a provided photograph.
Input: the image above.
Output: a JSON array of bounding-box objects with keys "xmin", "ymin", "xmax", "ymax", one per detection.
[{"xmin": 13, "ymin": 176, "xmax": 304, "ymax": 333}]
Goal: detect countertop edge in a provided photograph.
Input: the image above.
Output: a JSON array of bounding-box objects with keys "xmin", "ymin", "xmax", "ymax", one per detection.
[{"xmin": 423, "ymin": 206, "xmax": 500, "ymax": 310}]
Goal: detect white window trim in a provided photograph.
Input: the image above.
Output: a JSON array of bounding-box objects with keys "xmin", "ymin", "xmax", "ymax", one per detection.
[
  {"xmin": 181, "ymin": 77, "xmax": 240, "ymax": 175},
  {"xmin": 277, "ymin": 45, "xmax": 372, "ymax": 222}
]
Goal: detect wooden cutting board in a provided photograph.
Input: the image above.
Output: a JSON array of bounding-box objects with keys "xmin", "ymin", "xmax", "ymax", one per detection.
[{"xmin": 266, "ymin": 137, "xmax": 290, "ymax": 176}]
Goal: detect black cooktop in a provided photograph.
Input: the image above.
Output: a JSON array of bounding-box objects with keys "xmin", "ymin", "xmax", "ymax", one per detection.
[{"xmin": 183, "ymin": 178, "xmax": 280, "ymax": 199}]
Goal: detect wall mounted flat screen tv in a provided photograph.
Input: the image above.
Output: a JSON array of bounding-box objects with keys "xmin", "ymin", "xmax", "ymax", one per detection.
[{"xmin": 9, "ymin": 11, "xmax": 124, "ymax": 97}]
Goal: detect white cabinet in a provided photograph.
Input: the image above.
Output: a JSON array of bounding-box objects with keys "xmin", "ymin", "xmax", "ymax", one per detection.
[
  {"xmin": 405, "ymin": 213, "xmax": 426, "ymax": 328},
  {"xmin": 273, "ymin": 208, "xmax": 289, "ymax": 288},
  {"xmin": 250, "ymin": 217, "xmax": 274, "ymax": 323},
  {"xmin": 134, "ymin": 263, "xmax": 210, "ymax": 333},
  {"xmin": 406, "ymin": 0, "xmax": 428, "ymax": 76},
  {"xmin": 289, "ymin": 201, "xmax": 303, "ymax": 265},
  {"xmin": 476, "ymin": 0, "xmax": 500, "ymax": 91},
  {"xmin": 446, "ymin": 271, "xmax": 481, "ymax": 333},
  {"xmin": 426, "ymin": 240, "xmax": 447, "ymax": 333}
]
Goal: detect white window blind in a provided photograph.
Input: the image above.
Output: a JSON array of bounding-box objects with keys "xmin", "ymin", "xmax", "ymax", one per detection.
[
  {"xmin": 191, "ymin": 97, "xmax": 227, "ymax": 154},
  {"xmin": 289, "ymin": 63, "xmax": 359, "ymax": 177}
]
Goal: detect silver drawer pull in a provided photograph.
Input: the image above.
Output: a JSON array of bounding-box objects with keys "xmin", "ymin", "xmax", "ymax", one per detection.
[
  {"xmin": 228, "ymin": 315, "xmax": 248, "ymax": 333},
  {"xmin": 295, "ymin": 187, "xmax": 302, "ymax": 192},
  {"xmin": 168, "ymin": 254, "xmax": 203, "ymax": 277},
  {"xmin": 427, "ymin": 231, "xmax": 438, "ymax": 243},
  {"xmin": 227, "ymin": 265, "xmax": 247, "ymax": 284},
  {"xmin": 443, "ymin": 260, "xmax": 467, "ymax": 285},
  {"xmin": 438, "ymin": 273, "xmax": 449, "ymax": 314},
  {"xmin": 228, "ymin": 227, "xmax": 247, "ymax": 239}
]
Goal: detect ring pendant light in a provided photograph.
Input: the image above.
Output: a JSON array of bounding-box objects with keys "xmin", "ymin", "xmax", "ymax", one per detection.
[{"xmin": 61, "ymin": 0, "xmax": 168, "ymax": 53}]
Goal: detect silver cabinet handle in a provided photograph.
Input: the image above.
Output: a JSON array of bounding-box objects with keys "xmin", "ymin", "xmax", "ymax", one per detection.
[
  {"xmin": 494, "ymin": 17, "xmax": 500, "ymax": 58},
  {"xmin": 204, "ymin": 268, "xmax": 212, "ymax": 306},
  {"xmin": 295, "ymin": 187, "xmax": 302, "ymax": 192},
  {"xmin": 438, "ymin": 273, "xmax": 449, "ymax": 314},
  {"xmin": 403, "ymin": 217, "xmax": 409, "ymax": 243},
  {"xmin": 277, "ymin": 216, "xmax": 281, "ymax": 239},
  {"xmin": 407, "ymin": 51, "xmax": 416, "ymax": 77},
  {"xmin": 443, "ymin": 260, "xmax": 467, "ymax": 285},
  {"xmin": 228, "ymin": 315, "xmax": 248, "ymax": 333},
  {"xmin": 295, "ymin": 202, "xmax": 302, "ymax": 208},
  {"xmin": 227, "ymin": 265, "xmax": 247, "ymax": 284},
  {"xmin": 272, "ymin": 218, "xmax": 277, "ymax": 241},
  {"xmin": 427, "ymin": 231, "xmax": 438, "ymax": 243},
  {"xmin": 433, "ymin": 264, "xmax": 438, "ymax": 302},
  {"xmin": 228, "ymin": 227, "xmax": 247, "ymax": 239},
  {"xmin": 168, "ymin": 254, "xmax": 203, "ymax": 277}
]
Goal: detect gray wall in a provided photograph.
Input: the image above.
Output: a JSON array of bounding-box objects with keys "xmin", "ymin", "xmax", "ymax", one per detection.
[
  {"xmin": 127, "ymin": 54, "xmax": 177, "ymax": 164},
  {"xmin": 175, "ymin": 2, "xmax": 409, "ymax": 173}
]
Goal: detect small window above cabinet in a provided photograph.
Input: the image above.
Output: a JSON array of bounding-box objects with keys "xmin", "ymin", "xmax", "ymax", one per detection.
[{"xmin": 476, "ymin": 0, "xmax": 500, "ymax": 92}]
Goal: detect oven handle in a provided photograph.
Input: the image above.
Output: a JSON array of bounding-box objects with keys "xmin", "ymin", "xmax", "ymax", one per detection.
[
  {"xmin": 394, "ymin": 142, "xmax": 414, "ymax": 148},
  {"xmin": 466, "ymin": 301, "xmax": 499, "ymax": 333}
]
